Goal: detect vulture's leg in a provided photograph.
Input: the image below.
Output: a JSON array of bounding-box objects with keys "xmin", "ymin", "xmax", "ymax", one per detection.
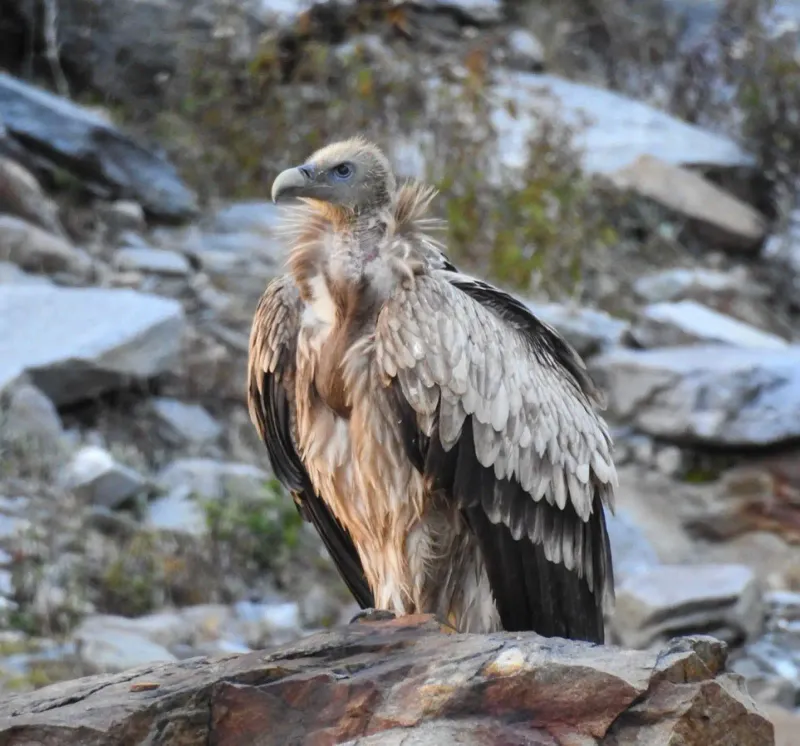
[{"xmin": 349, "ymin": 608, "xmax": 398, "ymax": 624}]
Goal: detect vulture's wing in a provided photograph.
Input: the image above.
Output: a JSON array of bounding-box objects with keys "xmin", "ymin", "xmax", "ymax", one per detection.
[
  {"xmin": 248, "ymin": 275, "xmax": 374, "ymax": 609},
  {"xmin": 375, "ymin": 271, "xmax": 615, "ymax": 642}
]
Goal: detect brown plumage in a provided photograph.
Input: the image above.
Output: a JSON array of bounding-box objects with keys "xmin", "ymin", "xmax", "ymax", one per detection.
[{"xmin": 247, "ymin": 136, "xmax": 617, "ymax": 641}]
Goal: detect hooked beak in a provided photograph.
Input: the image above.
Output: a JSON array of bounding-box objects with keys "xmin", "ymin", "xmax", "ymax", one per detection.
[{"xmin": 271, "ymin": 166, "xmax": 313, "ymax": 203}]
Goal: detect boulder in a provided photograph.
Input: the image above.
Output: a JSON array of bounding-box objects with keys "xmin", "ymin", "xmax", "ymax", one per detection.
[
  {"xmin": 631, "ymin": 300, "xmax": 789, "ymax": 350},
  {"xmin": 61, "ymin": 445, "xmax": 147, "ymax": 509},
  {"xmin": 0, "ymin": 215, "xmax": 92, "ymax": 278},
  {"xmin": 0, "ymin": 72, "xmax": 198, "ymax": 221},
  {"xmin": 0, "ymin": 156, "xmax": 66, "ymax": 236},
  {"xmin": 612, "ymin": 563, "xmax": 763, "ymax": 649},
  {"xmin": 487, "ymin": 70, "xmax": 757, "ymax": 179},
  {"xmin": 0, "ymin": 616, "xmax": 775, "ymax": 744},
  {"xmin": 608, "ymin": 155, "xmax": 768, "ymax": 253},
  {"xmin": 591, "ymin": 345, "xmax": 800, "ymax": 447},
  {"xmin": 0, "ymin": 284, "xmax": 185, "ymax": 405}
]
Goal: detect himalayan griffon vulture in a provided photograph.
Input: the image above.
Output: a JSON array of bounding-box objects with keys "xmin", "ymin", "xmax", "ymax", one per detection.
[{"xmin": 247, "ymin": 137, "xmax": 616, "ymax": 642}]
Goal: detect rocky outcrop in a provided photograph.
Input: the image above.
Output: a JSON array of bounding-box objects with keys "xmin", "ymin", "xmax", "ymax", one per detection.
[
  {"xmin": 0, "ymin": 73, "xmax": 197, "ymax": 221},
  {"xmin": 0, "ymin": 284, "xmax": 185, "ymax": 404},
  {"xmin": 592, "ymin": 346, "xmax": 800, "ymax": 447},
  {"xmin": 0, "ymin": 616, "xmax": 775, "ymax": 745}
]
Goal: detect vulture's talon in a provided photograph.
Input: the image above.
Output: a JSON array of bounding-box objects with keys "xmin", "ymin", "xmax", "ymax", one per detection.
[{"xmin": 350, "ymin": 608, "xmax": 397, "ymax": 624}]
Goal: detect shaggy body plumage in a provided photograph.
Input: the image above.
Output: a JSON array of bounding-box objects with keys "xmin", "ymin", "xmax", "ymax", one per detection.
[{"xmin": 248, "ymin": 138, "xmax": 617, "ymax": 641}]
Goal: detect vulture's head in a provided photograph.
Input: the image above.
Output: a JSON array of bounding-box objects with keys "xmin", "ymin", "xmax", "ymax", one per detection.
[{"xmin": 271, "ymin": 137, "xmax": 396, "ymax": 212}]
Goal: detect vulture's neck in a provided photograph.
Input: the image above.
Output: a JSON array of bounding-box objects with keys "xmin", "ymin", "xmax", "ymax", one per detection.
[{"xmin": 286, "ymin": 200, "xmax": 391, "ymax": 313}]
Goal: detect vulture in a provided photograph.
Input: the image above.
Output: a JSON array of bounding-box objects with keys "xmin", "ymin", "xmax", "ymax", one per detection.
[{"xmin": 247, "ymin": 137, "xmax": 616, "ymax": 642}]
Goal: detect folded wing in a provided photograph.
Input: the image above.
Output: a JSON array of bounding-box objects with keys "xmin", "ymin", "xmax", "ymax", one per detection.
[
  {"xmin": 375, "ymin": 271, "xmax": 616, "ymax": 641},
  {"xmin": 247, "ymin": 275, "xmax": 374, "ymax": 609}
]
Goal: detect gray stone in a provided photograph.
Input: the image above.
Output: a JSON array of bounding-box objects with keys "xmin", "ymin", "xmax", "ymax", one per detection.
[
  {"xmin": 234, "ymin": 600, "xmax": 302, "ymax": 648},
  {"xmin": 506, "ymin": 29, "xmax": 545, "ymax": 72},
  {"xmin": 0, "ymin": 261, "xmax": 53, "ymax": 287},
  {"xmin": 0, "ymin": 215, "xmax": 92, "ymax": 277},
  {"xmin": 113, "ymin": 247, "xmax": 191, "ymax": 277},
  {"xmin": 612, "ymin": 563, "xmax": 763, "ymax": 649},
  {"xmin": 155, "ymin": 458, "xmax": 269, "ymax": 501},
  {"xmin": 604, "ymin": 510, "xmax": 661, "ymax": 585},
  {"xmin": 300, "ymin": 583, "xmax": 345, "ymax": 628},
  {"xmin": 0, "ymin": 156, "xmax": 66, "ymax": 236},
  {"xmin": 0, "ymin": 380, "xmax": 65, "ymax": 455},
  {"xmin": 146, "ymin": 485, "xmax": 206, "ymax": 536},
  {"xmin": 633, "ymin": 267, "xmax": 752, "ymax": 304},
  {"xmin": 486, "ymin": 70, "xmax": 756, "ymax": 181},
  {"xmin": 0, "ymin": 72, "xmax": 198, "ymax": 221},
  {"xmin": 72, "ymin": 618, "xmax": 177, "ymax": 674},
  {"xmin": 632, "ymin": 300, "xmax": 789, "ymax": 350},
  {"xmin": 410, "ymin": 0, "xmax": 503, "ymax": 24},
  {"xmin": 654, "ymin": 445, "xmax": 684, "ymax": 477},
  {"xmin": 608, "ymin": 155, "xmax": 767, "ymax": 253},
  {"xmin": 96, "ymin": 200, "xmax": 146, "ymax": 235},
  {"xmin": 0, "ymin": 285, "xmax": 185, "ymax": 405},
  {"xmin": 523, "ymin": 301, "xmax": 630, "ymax": 358},
  {"xmin": 592, "ymin": 345, "xmax": 800, "ymax": 447},
  {"xmin": 151, "ymin": 398, "xmax": 223, "ymax": 445},
  {"xmin": 210, "ymin": 200, "xmax": 282, "ymax": 235},
  {"xmin": 61, "ymin": 445, "xmax": 146, "ymax": 509}
]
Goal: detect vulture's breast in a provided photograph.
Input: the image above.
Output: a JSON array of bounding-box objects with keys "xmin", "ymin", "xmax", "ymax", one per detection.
[{"xmin": 301, "ymin": 271, "xmax": 381, "ymax": 420}]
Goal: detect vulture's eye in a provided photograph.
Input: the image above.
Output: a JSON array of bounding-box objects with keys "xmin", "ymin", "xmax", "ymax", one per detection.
[{"xmin": 332, "ymin": 162, "xmax": 354, "ymax": 180}]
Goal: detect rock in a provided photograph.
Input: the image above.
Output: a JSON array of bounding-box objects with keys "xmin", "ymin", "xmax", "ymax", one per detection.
[
  {"xmin": 486, "ymin": 70, "xmax": 757, "ymax": 180},
  {"xmin": 654, "ymin": 444, "xmax": 684, "ymax": 476},
  {"xmin": 632, "ymin": 300, "xmax": 789, "ymax": 349},
  {"xmin": 505, "ymin": 29, "xmax": 545, "ymax": 71},
  {"xmin": 0, "ymin": 284, "xmax": 185, "ymax": 405},
  {"xmin": 147, "ymin": 485, "xmax": 207, "ymax": 536},
  {"xmin": 0, "ymin": 617, "xmax": 774, "ymax": 744},
  {"xmin": 61, "ymin": 445, "xmax": 146, "ymax": 509},
  {"xmin": 155, "ymin": 459, "xmax": 268, "ymax": 501},
  {"xmin": 0, "ymin": 380, "xmax": 64, "ymax": 453},
  {"xmin": 0, "ymin": 156, "xmax": 66, "ymax": 236},
  {"xmin": 149, "ymin": 459, "xmax": 268, "ymax": 536},
  {"xmin": 605, "ymin": 510, "xmax": 661, "ymax": 584},
  {"xmin": 612, "ymin": 564, "xmax": 763, "ymax": 649},
  {"xmin": 96, "ymin": 200, "xmax": 146, "ymax": 235},
  {"xmin": 634, "ymin": 267, "xmax": 752, "ymax": 304},
  {"xmin": 300, "ymin": 583, "xmax": 344, "ymax": 628},
  {"xmin": 209, "ymin": 200, "xmax": 282, "ymax": 235},
  {"xmin": 0, "ymin": 261, "xmax": 53, "ymax": 287},
  {"xmin": 151, "ymin": 398, "xmax": 222, "ymax": 445},
  {"xmin": 523, "ymin": 300, "xmax": 630, "ymax": 357},
  {"xmin": 592, "ymin": 345, "xmax": 800, "ymax": 447},
  {"xmin": 234, "ymin": 600, "xmax": 302, "ymax": 647},
  {"xmin": 0, "ymin": 72, "xmax": 198, "ymax": 221},
  {"xmin": 608, "ymin": 155, "xmax": 768, "ymax": 253},
  {"xmin": 72, "ymin": 618, "xmax": 177, "ymax": 674},
  {"xmin": 411, "ymin": 0, "xmax": 504, "ymax": 25},
  {"xmin": 113, "ymin": 247, "xmax": 192, "ymax": 277},
  {"xmin": 0, "ymin": 215, "xmax": 92, "ymax": 277}
]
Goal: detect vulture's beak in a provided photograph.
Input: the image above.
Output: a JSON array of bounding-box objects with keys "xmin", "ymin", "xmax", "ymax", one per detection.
[{"xmin": 271, "ymin": 166, "xmax": 313, "ymax": 203}]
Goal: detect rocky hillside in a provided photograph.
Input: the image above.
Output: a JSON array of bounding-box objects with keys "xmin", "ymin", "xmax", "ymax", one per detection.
[{"xmin": 0, "ymin": 0, "xmax": 800, "ymax": 741}]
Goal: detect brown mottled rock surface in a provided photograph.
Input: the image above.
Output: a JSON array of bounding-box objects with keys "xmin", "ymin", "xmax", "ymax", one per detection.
[{"xmin": 0, "ymin": 615, "xmax": 774, "ymax": 745}]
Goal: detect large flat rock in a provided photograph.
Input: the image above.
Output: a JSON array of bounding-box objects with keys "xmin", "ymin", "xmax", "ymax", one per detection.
[
  {"xmin": 0, "ymin": 615, "xmax": 774, "ymax": 745},
  {"xmin": 592, "ymin": 346, "xmax": 800, "ymax": 447},
  {"xmin": 488, "ymin": 70, "xmax": 756, "ymax": 177},
  {"xmin": 0, "ymin": 285, "xmax": 185, "ymax": 405},
  {"xmin": 0, "ymin": 73, "xmax": 198, "ymax": 221}
]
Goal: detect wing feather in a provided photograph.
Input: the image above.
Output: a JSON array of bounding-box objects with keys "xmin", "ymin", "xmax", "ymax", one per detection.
[
  {"xmin": 375, "ymin": 271, "xmax": 615, "ymax": 641},
  {"xmin": 247, "ymin": 275, "xmax": 374, "ymax": 609}
]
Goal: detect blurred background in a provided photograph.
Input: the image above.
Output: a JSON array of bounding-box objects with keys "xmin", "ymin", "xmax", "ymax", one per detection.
[{"xmin": 0, "ymin": 0, "xmax": 798, "ymax": 736}]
